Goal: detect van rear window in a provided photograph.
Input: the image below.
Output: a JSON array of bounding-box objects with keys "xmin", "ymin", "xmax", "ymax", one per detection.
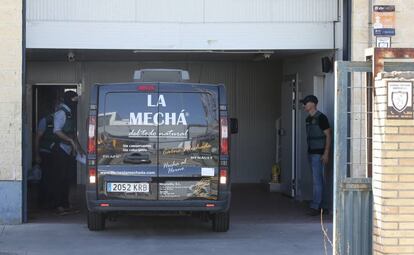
[{"xmin": 97, "ymin": 91, "xmax": 219, "ymax": 168}]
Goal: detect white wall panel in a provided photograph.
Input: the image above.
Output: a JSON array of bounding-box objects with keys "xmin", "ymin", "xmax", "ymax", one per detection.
[
  {"xmin": 26, "ymin": 0, "xmax": 339, "ymax": 50},
  {"xmin": 205, "ymin": 0, "xmax": 338, "ymax": 22},
  {"xmin": 27, "ymin": 0, "xmax": 136, "ymax": 22},
  {"xmin": 135, "ymin": 0, "xmax": 204, "ymax": 23},
  {"xmin": 27, "ymin": 22, "xmax": 333, "ymax": 49},
  {"xmin": 27, "ymin": 0, "xmax": 337, "ymax": 23}
]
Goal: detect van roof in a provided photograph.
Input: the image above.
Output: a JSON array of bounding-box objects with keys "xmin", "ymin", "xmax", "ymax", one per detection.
[{"xmin": 95, "ymin": 82, "xmax": 224, "ymax": 87}]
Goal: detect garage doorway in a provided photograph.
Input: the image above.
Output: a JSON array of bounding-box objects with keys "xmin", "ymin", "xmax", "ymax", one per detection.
[
  {"xmin": 25, "ymin": 83, "xmax": 82, "ymax": 220},
  {"xmin": 25, "ymin": 50, "xmax": 335, "ymax": 224}
]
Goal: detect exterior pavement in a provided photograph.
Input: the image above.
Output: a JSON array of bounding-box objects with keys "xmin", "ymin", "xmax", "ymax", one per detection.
[{"xmin": 0, "ymin": 184, "xmax": 332, "ymax": 255}]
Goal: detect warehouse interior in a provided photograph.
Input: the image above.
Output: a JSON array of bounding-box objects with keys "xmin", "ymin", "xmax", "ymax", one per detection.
[{"xmin": 24, "ymin": 49, "xmax": 335, "ymax": 222}]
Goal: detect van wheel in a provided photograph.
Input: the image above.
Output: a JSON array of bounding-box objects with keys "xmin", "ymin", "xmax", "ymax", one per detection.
[
  {"xmin": 87, "ymin": 211, "xmax": 106, "ymax": 231},
  {"xmin": 212, "ymin": 211, "xmax": 230, "ymax": 232}
]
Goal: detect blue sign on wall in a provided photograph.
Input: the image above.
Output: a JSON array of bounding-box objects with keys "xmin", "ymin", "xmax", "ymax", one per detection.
[{"xmin": 374, "ymin": 28, "xmax": 395, "ymax": 36}]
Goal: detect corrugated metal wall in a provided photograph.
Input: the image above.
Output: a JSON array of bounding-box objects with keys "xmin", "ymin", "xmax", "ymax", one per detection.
[
  {"xmin": 340, "ymin": 179, "xmax": 372, "ymax": 255},
  {"xmin": 26, "ymin": 0, "xmax": 338, "ymax": 49},
  {"xmin": 26, "ymin": 61, "xmax": 282, "ymax": 183},
  {"xmin": 204, "ymin": 0, "xmax": 338, "ymax": 23},
  {"xmin": 27, "ymin": 0, "xmax": 338, "ymax": 23}
]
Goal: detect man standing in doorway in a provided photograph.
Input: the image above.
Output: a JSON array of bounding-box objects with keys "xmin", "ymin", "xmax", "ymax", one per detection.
[
  {"xmin": 51, "ymin": 90, "xmax": 82, "ymax": 215},
  {"xmin": 300, "ymin": 95, "xmax": 331, "ymax": 216}
]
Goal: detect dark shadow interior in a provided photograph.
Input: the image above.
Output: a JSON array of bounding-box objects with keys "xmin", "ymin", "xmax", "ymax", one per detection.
[{"xmin": 28, "ymin": 85, "xmax": 78, "ymax": 216}]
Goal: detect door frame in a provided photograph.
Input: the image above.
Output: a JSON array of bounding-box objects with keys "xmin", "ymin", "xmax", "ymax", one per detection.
[
  {"xmin": 23, "ymin": 82, "xmax": 82, "ymax": 222},
  {"xmin": 281, "ymin": 73, "xmax": 299, "ymax": 198}
]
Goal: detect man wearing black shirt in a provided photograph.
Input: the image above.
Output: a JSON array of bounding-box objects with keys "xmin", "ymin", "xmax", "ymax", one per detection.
[{"xmin": 300, "ymin": 95, "xmax": 331, "ymax": 216}]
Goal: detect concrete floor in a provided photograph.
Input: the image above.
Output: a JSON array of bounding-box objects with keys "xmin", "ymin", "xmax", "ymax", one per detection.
[{"xmin": 0, "ymin": 184, "xmax": 332, "ymax": 255}]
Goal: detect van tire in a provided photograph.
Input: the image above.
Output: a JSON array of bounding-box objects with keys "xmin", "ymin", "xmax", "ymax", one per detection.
[
  {"xmin": 87, "ymin": 211, "xmax": 106, "ymax": 231},
  {"xmin": 212, "ymin": 211, "xmax": 230, "ymax": 232}
]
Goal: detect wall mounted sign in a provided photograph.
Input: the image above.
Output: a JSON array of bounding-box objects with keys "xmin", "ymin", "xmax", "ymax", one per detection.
[
  {"xmin": 373, "ymin": 5, "xmax": 395, "ymax": 36},
  {"xmin": 376, "ymin": 37, "xmax": 391, "ymax": 48},
  {"xmin": 387, "ymin": 81, "xmax": 413, "ymax": 119}
]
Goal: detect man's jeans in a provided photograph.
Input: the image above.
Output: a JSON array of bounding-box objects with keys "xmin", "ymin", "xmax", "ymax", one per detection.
[{"xmin": 309, "ymin": 154, "xmax": 327, "ymax": 210}]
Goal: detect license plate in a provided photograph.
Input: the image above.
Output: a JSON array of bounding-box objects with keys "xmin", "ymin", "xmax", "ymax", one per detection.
[{"xmin": 107, "ymin": 182, "xmax": 150, "ymax": 193}]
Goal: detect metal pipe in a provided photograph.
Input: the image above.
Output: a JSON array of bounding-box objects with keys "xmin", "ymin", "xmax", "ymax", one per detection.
[
  {"xmin": 22, "ymin": 0, "xmax": 28, "ymax": 224},
  {"xmin": 333, "ymin": 0, "xmax": 341, "ymax": 52},
  {"xmin": 368, "ymin": 0, "xmax": 373, "ymax": 47},
  {"xmin": 342, "ymin": 0, "xmax": 352, "ymax": 61}
]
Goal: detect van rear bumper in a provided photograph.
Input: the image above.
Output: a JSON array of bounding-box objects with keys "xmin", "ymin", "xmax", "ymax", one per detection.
[{"xmin": 86, "ymin": 191, "xmax": 231, "ymax": 213}]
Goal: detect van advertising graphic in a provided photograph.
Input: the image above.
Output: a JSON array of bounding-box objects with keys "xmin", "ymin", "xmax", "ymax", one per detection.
[
  {"xmin": 159, "ymin": 179, "xmax": 218, "ymax": 200},
  {"xmin": 97, "ymin": 90, "xmax": 220, "ymax": 179},
  {"xmin": 128, "ymin": 94, "xmax": 189, "ymax": 138}
]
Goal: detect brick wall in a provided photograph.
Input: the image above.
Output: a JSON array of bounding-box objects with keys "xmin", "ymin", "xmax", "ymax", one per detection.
[
  {"xmin": 373, "ymin": 73, "xmax": 414, "ymax": 254},
  {"xmin": 0, "ymin": 0, "xmax": 23, "ymax": 181}
]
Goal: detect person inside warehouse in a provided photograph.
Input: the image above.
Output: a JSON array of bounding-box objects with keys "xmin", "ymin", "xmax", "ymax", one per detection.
[
  {"xmin": 34, "ymin": 99, "xmax": 60, "ymax": 209},
  {"xmin": 50, "ymin": 90, "xmax": 84, "ymax": 215}
]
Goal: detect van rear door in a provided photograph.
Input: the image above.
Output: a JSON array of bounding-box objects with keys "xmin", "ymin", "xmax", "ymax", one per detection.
[
  {"xmin": 97, "ymin": 83, "xmax": 220, "ymax": 201},
  {"xmin": 97, "ymin": 84, "xmax": 159, "ymax": 200},
  {"xmin": 158, "ymin": 83, "xmax": 220, "ymax": 201}
]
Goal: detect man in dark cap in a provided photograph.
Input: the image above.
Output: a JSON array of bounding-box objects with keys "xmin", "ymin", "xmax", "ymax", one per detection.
[
  {"xmin": 300, "ymin": 95, "xmax": 331, "ymax": 216},
  {"xmin": 51, "ymin": 90, "xmax": 83, "ymax": 215}
]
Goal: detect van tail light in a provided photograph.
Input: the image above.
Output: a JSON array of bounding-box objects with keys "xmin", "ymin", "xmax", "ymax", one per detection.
[
  {"xmin": 137, "ymin": 85, "xmax": 156, "ymax": 92},
  {"xmin": 88, "ymin": 116, "xmax": 96, "ymax": 154},
  {"xmin": 89, "ymin": 168, "xmax": 96, "ymax": 184},
  {"xmin": 220, "ymin": 117, "xmax": 229, "ymax": 155},
  {"xmin": 220, "ymin": 169, "xmax": 228, "ymax": 185}
]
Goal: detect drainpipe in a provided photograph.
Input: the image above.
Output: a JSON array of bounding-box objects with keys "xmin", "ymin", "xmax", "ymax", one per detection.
[
  {"xmin": 333, "ymin": 0, "xmax": 340, "ymax": 58},
  {"xmin": 343, "ymin": 0, "xmax": 352, "ymax": 61},
  {"xmin": 22, "ymin": 0, "xmax": 28, "ymax": 223},
  {"xmin": 368, "ymin": 0, "xmax": 373, "ymax": 47}
]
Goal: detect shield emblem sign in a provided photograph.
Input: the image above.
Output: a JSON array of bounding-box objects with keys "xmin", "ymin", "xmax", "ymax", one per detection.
[{"xmin": 392, "ymin": 91, "xmax": 409, "ymax": 113}]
